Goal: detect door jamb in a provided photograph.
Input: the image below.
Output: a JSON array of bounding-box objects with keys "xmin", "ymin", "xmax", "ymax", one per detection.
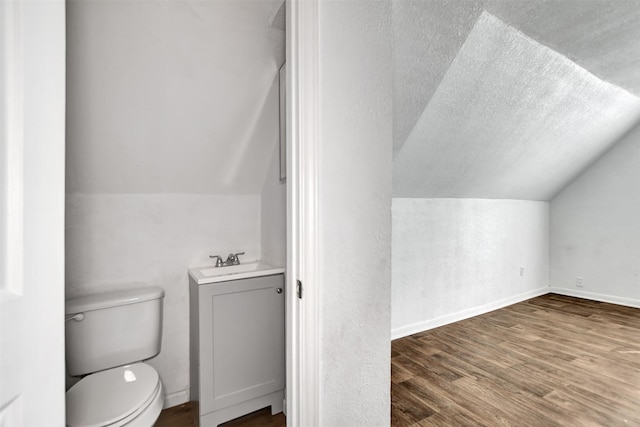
[{"xmin": 285, "ymin": 0, "xmax": 320, "ymax": 425}]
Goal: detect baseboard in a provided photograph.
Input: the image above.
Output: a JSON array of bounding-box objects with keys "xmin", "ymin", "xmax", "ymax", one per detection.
[
  {"xmin": 164, "ymin": 388, "xmax": 190, "ymax": 409},
  {"xmin": 549, "ymin": 287, "xmax": 640, "ymax": 309},
  {"xmin": 391, "ymin": 287, "xmax": 549, "ymax": 340}
]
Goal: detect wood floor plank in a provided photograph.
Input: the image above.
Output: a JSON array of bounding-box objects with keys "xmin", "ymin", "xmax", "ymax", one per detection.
[
  {"xmin": 412, "ymin": 406, "xmax": 490, "ymax": 427},
  {"xmin": 154, "ymin": 402, "xmax": 195, "ymax": 427},
  {"xmin": 392, "ymin": 381, "xmax": 437, "ymax": 425},
  {"xmin": 155, "ymin": 404, "xmax": 284, "ymax": 427},
  {"xmin": 220, "ymin": 408, "xmax": 285, "ymax": 427},
  {"xmin": 392, "ymin": 357, "xmax": 415, "ymax": 384},
  {"xmin": 391, "ymin": 295, "xmax": 640, "ymax": 426}
]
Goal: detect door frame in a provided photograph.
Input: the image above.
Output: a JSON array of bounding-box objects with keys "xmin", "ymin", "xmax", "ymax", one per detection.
[{"xmin": 285, "ymin": 0, "xmax": 320, "ymax": 425}]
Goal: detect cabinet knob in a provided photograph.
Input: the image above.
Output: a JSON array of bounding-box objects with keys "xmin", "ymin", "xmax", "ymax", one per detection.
[{"xmin": 276, "ymin": 288, "xmax": 283, "ymax": 294}]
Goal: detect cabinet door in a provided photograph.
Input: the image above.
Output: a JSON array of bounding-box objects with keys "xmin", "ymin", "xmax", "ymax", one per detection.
[{"xmin": 199, "ymin": 275, "xmax": 285, "ymax": 414}]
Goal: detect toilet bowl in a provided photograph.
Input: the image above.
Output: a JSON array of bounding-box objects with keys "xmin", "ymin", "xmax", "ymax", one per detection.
[
  {"xmin": 65, "ymin": 287, "xmax": 165, "ymax": 427},
  {"xmin": 66, "ymin": 363, "xmax": 164, "ymax": 427}
]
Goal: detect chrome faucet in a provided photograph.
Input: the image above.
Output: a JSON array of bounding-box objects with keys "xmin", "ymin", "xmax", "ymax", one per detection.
[
  {"xmin": 209, "ymin": 255, "xmax": 224, "ymax": 267},
  {"xmin": 225, "ymin": 252, "xmax": 245, "ymax": 266},
  {"xmin": 210, "ymin": 251, "xmax": 245, "ymax": 267}
]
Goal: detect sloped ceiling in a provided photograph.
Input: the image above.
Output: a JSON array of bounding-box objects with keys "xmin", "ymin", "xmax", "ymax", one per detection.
[
  {"xmin": 393, "ymin": 0, "xmax": 640, "ymax": 200},
  {"xmin": 67, "ymin": 0, "xmax": 285, "ymax": 194}
]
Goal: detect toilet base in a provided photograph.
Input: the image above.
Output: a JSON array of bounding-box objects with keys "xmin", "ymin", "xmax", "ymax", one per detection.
[{"xmin": 196, "ymin": 390, "xmax": 284, "ymax": 427}]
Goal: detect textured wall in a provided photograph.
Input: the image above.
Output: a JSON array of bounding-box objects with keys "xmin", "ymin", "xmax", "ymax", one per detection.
[
  {"xmin": 66, "ymin": 0, "xmax": 284, "ymax": 194},
  {"xmin": 550, "ymin": 124, "xmax": 640, "ymax": 306},
  {"xmin": 318, "ymin": 1, "xmax": 393, "ymax": 424},
  {"xmin": 65, "ymin": 194, "xmax": 261, "ymax": 406},
  {"xmin": 393, "ymin": 12, "xmax": 640, "ymax": 201},
  {"xmin": 392, "ymin": 198, "xmax": 549, "ymax": 338}
]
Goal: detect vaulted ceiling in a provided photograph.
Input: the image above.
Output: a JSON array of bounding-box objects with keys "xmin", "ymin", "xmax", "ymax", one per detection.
[{"xmin": 393, "ymin": 0, "xmax": 640, "ymax": 200}]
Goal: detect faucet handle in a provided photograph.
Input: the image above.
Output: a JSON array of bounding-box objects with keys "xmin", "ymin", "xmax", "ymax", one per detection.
[
  {"xmin": 209, "ymin": 255, "xmax": 224, "ymax": 267},
  {"xmin": 226, "ymin": 252, "xmax": 245, "ymax": 265},
  {"xmin": 225, "ymin": 254, "xmax": 235, "ymax": 265}
]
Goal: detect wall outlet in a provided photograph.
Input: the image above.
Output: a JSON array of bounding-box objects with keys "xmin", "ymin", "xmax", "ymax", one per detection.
[
  {"xmin": 520, "ymin": 266, "xmax": 525, "ymax": 277},
  {"xmin": 575, "ymin": 277, "xmax": 584, "ymax": 288}
]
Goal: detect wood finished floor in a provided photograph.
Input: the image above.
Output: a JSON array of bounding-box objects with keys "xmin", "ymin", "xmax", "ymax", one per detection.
[
  {"xmin": 155, "ymin": 404, "xmax": 285, "ymax": 427},
  {"xmin": 392, "ymin": 294, "xmax": 640, "ymax": 426},
  {"xmin": 156, "ymin": 294, "xmax": 640, "ymax": 426}
]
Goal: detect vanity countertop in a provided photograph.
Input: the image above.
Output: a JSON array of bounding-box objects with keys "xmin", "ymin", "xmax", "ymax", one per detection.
[{"xmin": 188, "ymin": 261, "xmax": 285, "ymax": 285}]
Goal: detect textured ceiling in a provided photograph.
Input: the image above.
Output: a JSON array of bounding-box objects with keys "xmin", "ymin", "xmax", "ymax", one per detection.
[
  {"xmin": 393, "ymin": 0, "xmax": 640, "ymax": 200},
  {"xmin": 393, "ymin": 0, "xmax": 485, "ymax": 155}
]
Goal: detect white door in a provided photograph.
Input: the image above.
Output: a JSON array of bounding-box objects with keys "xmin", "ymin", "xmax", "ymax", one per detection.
[{"xmin": 0, "ymin": 1, "xmax": 66, "ymax": 425}]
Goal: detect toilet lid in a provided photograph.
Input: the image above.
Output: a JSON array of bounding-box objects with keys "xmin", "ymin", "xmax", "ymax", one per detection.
[{"xmin": 66, "ymin": 363, "xmax": 160, "ymax": 427}]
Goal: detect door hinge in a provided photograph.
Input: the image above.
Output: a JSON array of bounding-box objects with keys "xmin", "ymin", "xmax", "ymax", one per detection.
[{"xmin": 296, "ymin": 280, "xmax": 303, "ymax": 299}]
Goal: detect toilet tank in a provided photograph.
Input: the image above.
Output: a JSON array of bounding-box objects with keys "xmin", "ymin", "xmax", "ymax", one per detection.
[{"xmin": 65, "ymin": 287, "xmax": 165, "ymax": 376}]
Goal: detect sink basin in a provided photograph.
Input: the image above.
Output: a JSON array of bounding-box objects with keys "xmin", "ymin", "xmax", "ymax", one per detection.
[{"xmin": 189, "ymin": 261, "xmax": 285, "ymax": 285}]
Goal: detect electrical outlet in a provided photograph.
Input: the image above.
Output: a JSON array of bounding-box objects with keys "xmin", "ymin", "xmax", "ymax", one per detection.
[
  {"xmin": 576, "ymin": 277, "xmax": 584, "ymax": 288},
  {"xmin": 520, "ymin": 266, "xmax": 525, "ymax": 277}
]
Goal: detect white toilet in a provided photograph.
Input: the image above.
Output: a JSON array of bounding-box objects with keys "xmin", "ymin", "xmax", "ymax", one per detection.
[{"xmin": 65, "ymin": 287, "xmax": 166, "ymax": 427}]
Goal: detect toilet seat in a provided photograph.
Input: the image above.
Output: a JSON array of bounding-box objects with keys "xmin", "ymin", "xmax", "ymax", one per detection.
[{"xmin": 66, "ymin": 363, "xmax": 163, "ymax": 427}]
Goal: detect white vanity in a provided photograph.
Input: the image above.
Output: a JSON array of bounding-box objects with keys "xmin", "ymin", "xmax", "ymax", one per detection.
[{"xmin": 188, "ymin": 262, "xmax": 285, "ymax": 427}]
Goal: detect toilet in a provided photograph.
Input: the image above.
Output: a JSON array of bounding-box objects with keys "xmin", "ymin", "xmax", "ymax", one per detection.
[{"xmin": 65, "ymin": 287, "xmax": 165, "ymax": 427}]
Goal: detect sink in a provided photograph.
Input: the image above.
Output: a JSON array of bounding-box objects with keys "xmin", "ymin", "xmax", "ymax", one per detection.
[{"xmin": 189, "ymin": 261, "xmax": 285, "ymax": 285}]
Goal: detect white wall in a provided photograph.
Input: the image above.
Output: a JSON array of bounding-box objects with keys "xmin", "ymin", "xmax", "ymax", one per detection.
[
  {"xmin": 550, "ymin": 123, "xmax": 640, "ymax": 307},
  {"xmin": 260, "ymin": 144, "xmax": 286, "ymax": 267},
  {"xmin": 65, "ymin": 194, "xmax": 261, "ymax": 406},
  {"xmin": 66, "ymin": 0, "xmax": 285, "ymax": 195},
  {"xmin": 318, "ymin": 1, "xmax": 393, "ymax": 424},
  {"xmin": 392, "ymin": 198, "xmax": 549, "ymax": 339}
]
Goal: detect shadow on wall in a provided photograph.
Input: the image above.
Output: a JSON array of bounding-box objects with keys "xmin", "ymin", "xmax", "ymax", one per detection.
[{"xmin": 223, "ymin": 72, "xmax": 282, "ymax": 189}]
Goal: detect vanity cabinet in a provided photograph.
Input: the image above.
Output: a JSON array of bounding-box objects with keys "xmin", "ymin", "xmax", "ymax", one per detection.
[{"xmin": 189, "ymin": 274, "xmax": 285, "ymax": 427}]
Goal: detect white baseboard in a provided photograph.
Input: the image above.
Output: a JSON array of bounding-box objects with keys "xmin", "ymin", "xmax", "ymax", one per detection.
[
  {"xmin": 164, "ymin": 388, "xmax": 190, "ymax": 409},
  {"xmin": 391, "ymin": 287, "xmax": 549, "ymax": 340},
  {"xmin": 549, "ymin": 287, "xmax": 640, "ymax": 309}
]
